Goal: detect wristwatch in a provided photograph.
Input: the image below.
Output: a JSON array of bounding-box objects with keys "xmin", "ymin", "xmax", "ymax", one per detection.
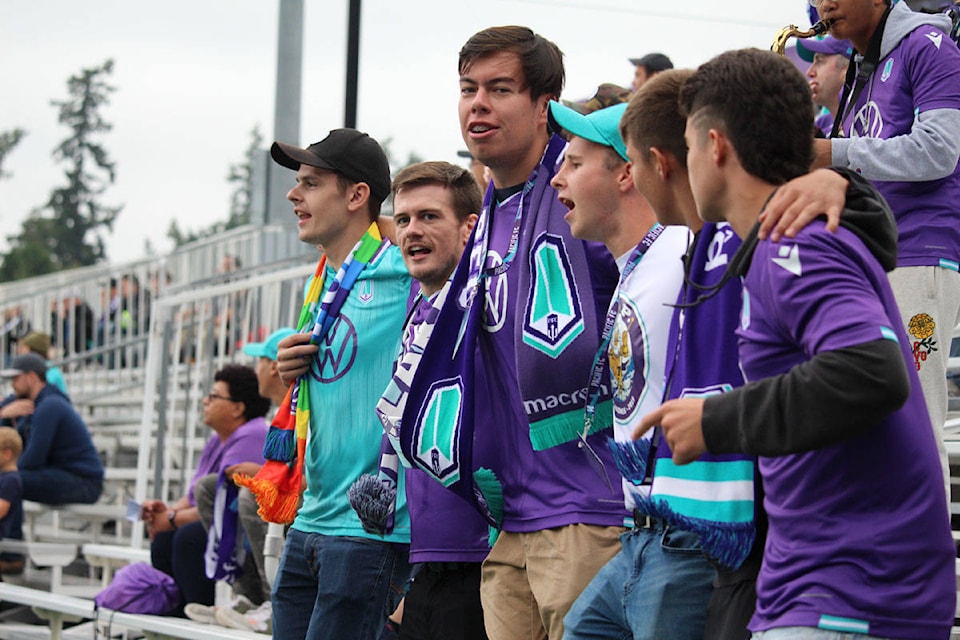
[{"xmin": 168, "ymin": 510, "xmax": 178, "ymax": 529}]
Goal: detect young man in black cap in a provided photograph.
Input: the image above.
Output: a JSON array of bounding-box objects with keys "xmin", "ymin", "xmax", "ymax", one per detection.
[
  {"xmin": 628, "ymin": 52, "xmax": 673, "ymax": 91},
  {"xmin": 252, "ymin": 129, "xmax": 414, "ymax": 640}
]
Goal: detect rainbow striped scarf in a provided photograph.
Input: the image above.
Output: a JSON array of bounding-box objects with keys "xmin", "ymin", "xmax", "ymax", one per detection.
[{"xmin": 237, "ymin": 223, "xmax": 386, "ymax": 523}]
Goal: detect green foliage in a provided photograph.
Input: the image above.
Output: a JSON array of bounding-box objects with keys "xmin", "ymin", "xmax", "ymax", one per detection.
[
  {"xmin": 0, "ymin": 59, "xmax": 121, "ymax": 282},
  {"xmin": 0, "ymin": 128, "xmax": 26, "ymax": 179}
]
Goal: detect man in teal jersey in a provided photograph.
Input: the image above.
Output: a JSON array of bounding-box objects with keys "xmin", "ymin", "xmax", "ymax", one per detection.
[{"xmin": 268, "ymin": 128, "xmax": 413, "ymax": 640}]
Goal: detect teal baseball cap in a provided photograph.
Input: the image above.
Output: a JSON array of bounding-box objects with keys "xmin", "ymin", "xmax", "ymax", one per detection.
[
  {"xmin": 548, "ymin": 101, "xmax": 630, "ymax": 161},
  {"xmin": 242, "ymin": 327, "xmax": 297, "ymax": 361}
]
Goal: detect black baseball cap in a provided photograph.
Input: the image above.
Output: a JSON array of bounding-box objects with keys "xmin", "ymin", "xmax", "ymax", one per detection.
[
  {"xmin": 271, "ymin": 129, "xmax": 391, "ymax": 202},
  {"xmin": 628, "ymin": 52, "xmax": 674, "ymax": 73},
  {"xmin": 0, "ymin": 353, "xmax": 47, "ymax": 379}
]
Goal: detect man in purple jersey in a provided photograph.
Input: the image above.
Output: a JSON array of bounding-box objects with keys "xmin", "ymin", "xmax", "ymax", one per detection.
[
  {"xmin": 639, "ymin": 48, "xmax": 955, "ymax": 639},
  {"xmin": 451, "ymin": 26, "xmax": 625, "ymax": 640},
  {"xmin": 389, "ymin": 161, "xmax": 488, "ymax": 640},
  {"xmin": 623, "ymin": 67, "xmax": 869, "ymax": 640},
  {"xmin": 621, "ymin": 68, "xmax": 759, "ymax": 640},
  {"xmin": 804, "ymin": 0, "xmax": 960, "ymax": 499}
]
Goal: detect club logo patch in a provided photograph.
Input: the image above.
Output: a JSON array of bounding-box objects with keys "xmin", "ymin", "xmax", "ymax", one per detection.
[
  {"xmin": 609, "ymin": 296, "xmax": 650, "ymax": 427},
  {"xmin": 908, "ymin": 312, "xmax": 937, "ymax": 372},
  {"xmin": 523, "ymin": 233, "xmax": 584, "ymax": 358},
  {"xmin": 412, "ymin": 378, "xmax": 463, "ymax": 487},
  {"xmin": 880, "ymin": 58, "xmax": 894, "ymax": 82}
]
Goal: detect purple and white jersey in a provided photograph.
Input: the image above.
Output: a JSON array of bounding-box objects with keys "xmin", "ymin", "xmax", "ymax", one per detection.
[
  {"xmin": 479, "ymin": 191, "xmax": 627, "ymax": 533},
  {"xmin": 840, "ymin": 16, "xmax": 960, "ymax": 269},
  {"xmin": 738, "ymin": 221, "xmax": 954, "ymax": 638},
  {"xmin": 402, "ymin": 293, "xmax": 491, "ymax": 563},
  {"xmin": 608, "ymin": 225, "xmax": 689, "ymax": 507}
]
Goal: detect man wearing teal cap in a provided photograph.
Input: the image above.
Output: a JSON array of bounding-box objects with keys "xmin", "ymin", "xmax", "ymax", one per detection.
[
  {"xmin": 242, "ymin": 328, "xmax": 297, "ymax": 408},
  {"xmin": 549, "ymin": 100, "xmax": 715, "ymax": 639}
]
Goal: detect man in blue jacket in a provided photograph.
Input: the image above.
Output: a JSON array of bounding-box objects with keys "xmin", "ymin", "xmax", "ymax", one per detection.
[{"xmin": 0, "ymin": 352, "xmax": 103, "ymax": 506}]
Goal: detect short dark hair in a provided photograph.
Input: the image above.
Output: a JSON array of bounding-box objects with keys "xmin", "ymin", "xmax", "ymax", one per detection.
[
  {"xmin": 392, "ymin": 161, "xmax": 483, "ymax": 222},
  {"xmin": 214, "ymin": 364, "xmax": 271, "ymax": 421},
  {"xmin": 459, "ymin": 26, "xmax": 565, "ymax": 101},
  {"xmin": 620, "ymin": 69, "xmax": 694, "ymax": 168},
  {"xmin": 679, "ymin": 48, "xmax": 814, "ymax": 185},
  {"xmin": 333, "ymin": 173, "xmax": 384, "ymax": 222}
]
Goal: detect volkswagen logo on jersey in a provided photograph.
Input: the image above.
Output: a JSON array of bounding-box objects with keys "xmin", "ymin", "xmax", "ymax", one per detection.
[{"xmin": 310, "ymin": 314, "xmax": 359, "ymax": 383}]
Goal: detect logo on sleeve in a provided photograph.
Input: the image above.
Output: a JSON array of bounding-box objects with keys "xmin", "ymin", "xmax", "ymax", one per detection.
[
  {"xmin": 771, "ymin": 244, "xmax": 803, "ymax": 277},
  {"xmin": 880, "ymin": 58, "xmax": 894, "ymax": 82},
  {"xmin": 925, "ymin": 32, "xmax": 943, "ymax": 50}
]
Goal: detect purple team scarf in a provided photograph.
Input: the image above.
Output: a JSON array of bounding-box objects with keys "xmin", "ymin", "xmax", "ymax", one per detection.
[
  {"xmin": 510, "ymin": 136, "xmax": 618, "ymax": 451},
  {"xmin": 364, "ymin": 135, "xmax": 616, "ymax": 529},
  {"xmin": 203, "ymin": 472, "xmax": 245, "ymax": 582}
]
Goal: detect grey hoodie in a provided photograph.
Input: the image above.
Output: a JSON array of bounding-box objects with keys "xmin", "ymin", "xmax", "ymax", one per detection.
[{"xmin": 832, "ymin": 1, "xmax": 960, "ymax": 181}]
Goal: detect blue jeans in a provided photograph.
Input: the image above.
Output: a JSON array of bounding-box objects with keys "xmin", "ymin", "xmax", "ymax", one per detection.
[
  {"xmin": 151, "ymin": 521, "xmax": 214, "ymax": 607},
  {"xmin": 272, "ymin": 528, "xmax": 412, "ymax": 640},
  {"xmin": 753, "ymin": 629, "xmax": 898, "ymax": 640},
  {"xmin": 563, "ymin": 525, "xmax": 714, "ymax": 640},
  {"xmin": 20, "ymin": 467, "xmax": 102, "ymax": 504}
]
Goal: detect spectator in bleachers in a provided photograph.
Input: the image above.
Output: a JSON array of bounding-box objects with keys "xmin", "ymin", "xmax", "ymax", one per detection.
[
  {"xmin": 628, "ymin": 52, "xmax": 673, "ymax": 91},
  {"xmin": 0, "ymin": 352, "xmax": 103, "ymax": 508},
  {"xmin": 1, "ymin": 306, "xmax": 31, "ymax": 367},
  {"xmin": 187, "ymin": 329, "xmax": 295, "ymax": 632},
  {"xmin": 51, "ymin": 289, "xmax": 96, "ymax": 358},
  {"xmin": 142, "ymin": 364, "xmax": 270, "ymax": 611},
  {"xmin": 16, "ymin": 332, "xmax": 67, "ymax": 396},
  {"xmin": 0, "ymin": 427, "xmax": 24, "ymax": 575},
  {"xmin": 98, "ymin": 275, "xmax": 150, "ymax": 367}
]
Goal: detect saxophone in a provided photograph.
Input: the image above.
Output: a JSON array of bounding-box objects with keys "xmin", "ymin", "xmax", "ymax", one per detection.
[{"xmin": 771, "ymin": 20, "xmax": 832, "ymax": 55}]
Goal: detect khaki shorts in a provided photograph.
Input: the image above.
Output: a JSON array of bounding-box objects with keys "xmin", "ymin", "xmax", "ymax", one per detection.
[{"xmin": 479, "ymin": 523, "xmax": 625, "ymax": 640}]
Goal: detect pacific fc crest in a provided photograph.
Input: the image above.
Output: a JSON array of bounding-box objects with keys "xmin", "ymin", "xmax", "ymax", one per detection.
[
  {"xmin": 412, "ymin": 377, "xmax": 463, "ymax": 487},
  {"xmin": 522, "ymin": 233, "xmax": 584, "ymax": 358},
  {"xmin": 907, "ymin": 312, "xmax": 937, "ymax": 372},
  {"xmin": 358, "ymin": 280, "xmax": 374, "ymax": 303}
]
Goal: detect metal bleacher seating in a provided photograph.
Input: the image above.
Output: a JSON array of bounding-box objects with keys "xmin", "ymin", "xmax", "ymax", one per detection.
[{"xmin": 0, "ymin": 224, "xmax": 309, "ymax": 634}]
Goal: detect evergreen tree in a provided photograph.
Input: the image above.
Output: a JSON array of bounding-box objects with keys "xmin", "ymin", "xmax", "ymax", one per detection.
[
  {"xmin": 0, "ymin": 60, "xmax": 121, "ymax": 281},
  {"xmin": 0, "ymin": 128, "xmax": 26, "ymax": 179},
  {"xmin": 226, "ymin": 124, "xmax": 263, "ymax": 228}
]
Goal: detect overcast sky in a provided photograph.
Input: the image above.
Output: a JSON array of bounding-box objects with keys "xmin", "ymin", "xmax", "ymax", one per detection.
[{"xmin": 0, "ymin": 0, "xmax": 810, "ymax": 264}]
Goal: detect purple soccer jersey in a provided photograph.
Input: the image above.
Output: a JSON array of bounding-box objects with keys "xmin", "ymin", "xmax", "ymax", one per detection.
[
  {"xmin": 401, "ymin": 294, "xmax": 491, "ymax": 563},
  {"xmin": 478, "ymin": 190, "xmax": 627, "ymax": 533},
  {"xmin": 188, "ymin": 417, "xmax": 268, "ymax": 506},
  {"xmin": 738, "ymin": 221, "xmax": 955, "ymax": 638},
  {"xmin": 840, "ymin": 23, "xmax": 960, "ymax": 268}
]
